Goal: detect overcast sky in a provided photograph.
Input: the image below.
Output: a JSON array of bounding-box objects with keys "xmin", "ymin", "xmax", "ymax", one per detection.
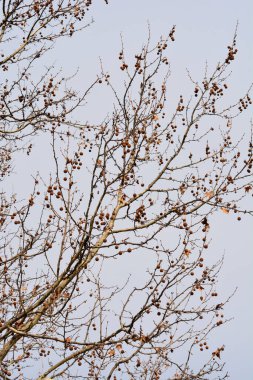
[{"xmin": 11, "ymin": 1, "xmax": 252, "ymax": 378}]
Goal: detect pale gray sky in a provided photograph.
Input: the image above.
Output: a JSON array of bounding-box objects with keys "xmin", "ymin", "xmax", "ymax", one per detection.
[{"xmin": 10, "ymin": 1, "xmax": 253, "ymax": 378}]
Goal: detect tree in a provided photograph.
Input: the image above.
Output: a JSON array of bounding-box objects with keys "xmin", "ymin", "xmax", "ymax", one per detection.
[
  {"xmin": 0, "ymin": 4, "xmax": 252, "ymax": 380},
  {"xmin": 0, "ymin": 0, "xmax": 100, "ymax": 179}
]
